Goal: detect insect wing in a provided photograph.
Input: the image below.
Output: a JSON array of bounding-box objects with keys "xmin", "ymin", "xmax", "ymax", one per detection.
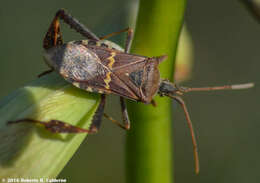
[
  {"xmin": 56, "ymin": 43, "xmax": 138, "ymax": 100},
  {"xmin": 85, "ymin": 45, "xmax": 160, "ymax": 102}
]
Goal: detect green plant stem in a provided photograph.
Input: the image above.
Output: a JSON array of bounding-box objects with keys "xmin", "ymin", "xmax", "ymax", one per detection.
[{"xmin": 126, "ymin": 1, "xmax": 186, "ymax": 183}]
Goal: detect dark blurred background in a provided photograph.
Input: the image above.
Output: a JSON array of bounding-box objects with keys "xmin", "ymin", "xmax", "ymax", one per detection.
[{"xmin": 0, "ymin": 0, "xmax": 259, "ymax": 182}]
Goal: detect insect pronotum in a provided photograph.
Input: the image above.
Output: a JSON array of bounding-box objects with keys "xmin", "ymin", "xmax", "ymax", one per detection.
[{"xmin": 8, "ymin": 9, "xmax": 254, "ymax": 174}]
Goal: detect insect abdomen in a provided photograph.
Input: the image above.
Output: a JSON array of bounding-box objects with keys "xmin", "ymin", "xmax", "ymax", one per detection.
[{"xmin": 44, "ymin": 41, "xmax": 105, "ymax": 81}]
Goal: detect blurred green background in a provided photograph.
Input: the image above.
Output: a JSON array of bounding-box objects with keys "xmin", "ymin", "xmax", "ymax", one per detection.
[{"xmin": 0, "ymin": 0, "xmax": 259, "ymax": 182}]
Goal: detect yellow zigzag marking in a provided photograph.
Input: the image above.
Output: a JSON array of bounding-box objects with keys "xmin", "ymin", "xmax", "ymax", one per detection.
[
  {"xmin": 107, "ymin": 52, "xmax": 116, "ymax": 69},
  {"xmin": 104, "ymin": 72, "xmax": 111, "ymax": 89},
  {"xmin": 103, "ymin": 52, "xmax": 116, "ymax": 89}
]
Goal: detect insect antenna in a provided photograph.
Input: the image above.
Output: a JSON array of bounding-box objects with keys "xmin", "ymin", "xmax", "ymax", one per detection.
[
  {"xmin": 178, "ymin": 82, "xmax": 254, "ymax": 93},
  {"xmin": 158, "ymin": 80, "xmax": 254, "ymax": 174},
  {"xmin": 168, "ymin": 94, "xmax": 200, "ymax": 174}
]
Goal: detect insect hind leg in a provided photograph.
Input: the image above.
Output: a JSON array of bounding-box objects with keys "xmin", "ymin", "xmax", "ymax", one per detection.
[
  {"xmin": 43, "ymin": 11, "xmax": 64, "ymax": 49},
  {"xmin": 7, "ymin": 118, "xmax": 97, "ymax": 134},
  {"xmin": 57, "ymin": 9, "xmax": 99, "ymax": 41},
  {"xmin": 44, "ymin": 9, "xmax": 100, "ymax": 50},
  {"xmin": 7, "ymin": 95, "xmax": 107, "ymax": 134}
]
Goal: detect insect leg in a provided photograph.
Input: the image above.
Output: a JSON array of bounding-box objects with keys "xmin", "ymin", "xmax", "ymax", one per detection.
[
  {"xmin": 91, "ymin": 95, "xmax": 131, "ymax": 130},
  {"xmin": 7, "ymin": 118, "xmax": 97, "ymax": 134},
  {"xmin": 111, "ymin": 28, "xmax": 135, "ymax": 130},
  {"xmin": 150, "ymin": 99, "xmax": 157, "ymax": 107},
  {"xmin": 89, "ymin": 94, "xmax": 106, "ymax": 132},
  {"xmin": 96, "ymin": 27, "xmax": 134, "ymax": 130},
  {"xmin": 43, "ymin": 10, "xmax": 64, "ymax": 50},
  {"xmin": 94, "ymin": 97, "xmax": 130, "ymax": 130},
  {"xmin": 7, "ymin": 95, "xmax": 107, "ymax": 134},
  {"xmin": 120, "ymin": 97, "xmax": 130, "ymax": 129},
  {"xmin": 99, "ymin": 27, "xmax": 134, "ymax": 53},
  {"xmin": 44, "ymin": 9, "xmax": 100, "ymax": 50},
  {"xmin": 103, "ymin": 112, "xmax": 130, "ymax": 130},
  {"xmin": 171, "ymin": 95, "xmax": 200, "ymax": 174},
  {"xmin": 42, "ymin": 9, "xmax": 101, "ymax": 75},
  {"xmin": 41, "ymin": 9, "xmax": 66, "ymax": 75},
  {"xmin": 38, "ymin": 69, "xmax": 55, "ymax": 77},
  {"xmin": 124, "ymin": 28, "xmax": 134, "ymax": 53},
  {"xmin": 99, "ymin": 28, "xmax": 128, "ymax": 39},
  {"xmin": 55, "ymin": 9, "xmax": 99, "ymax": 41}
]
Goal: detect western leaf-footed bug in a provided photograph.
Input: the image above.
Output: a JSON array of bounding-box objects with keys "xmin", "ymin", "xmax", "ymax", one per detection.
[{"xmin": 8, "ymin": 9, "xmax": 254, "ymax": 174}]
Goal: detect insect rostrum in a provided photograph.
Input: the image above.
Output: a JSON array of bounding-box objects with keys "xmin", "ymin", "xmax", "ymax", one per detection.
[{"xmin": 8, "ymin": 9, "xmax": 254, "ymax": 174}]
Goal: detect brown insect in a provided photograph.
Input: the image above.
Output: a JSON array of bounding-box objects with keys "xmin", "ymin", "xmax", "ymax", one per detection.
[{"xmin": 8, "ymin": 9, "xmax": 254, "ymax": 174}]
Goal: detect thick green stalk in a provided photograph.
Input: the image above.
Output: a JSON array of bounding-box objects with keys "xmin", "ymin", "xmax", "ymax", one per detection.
[{"xmin": 126, "ymin": 1, "xmax": 186, "ymax": 183}]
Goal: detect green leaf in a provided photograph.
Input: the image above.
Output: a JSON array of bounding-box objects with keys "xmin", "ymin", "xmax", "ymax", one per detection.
[{"xmin": 0, "ymin": 72, "xmax": 100, "ymax": 178}]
